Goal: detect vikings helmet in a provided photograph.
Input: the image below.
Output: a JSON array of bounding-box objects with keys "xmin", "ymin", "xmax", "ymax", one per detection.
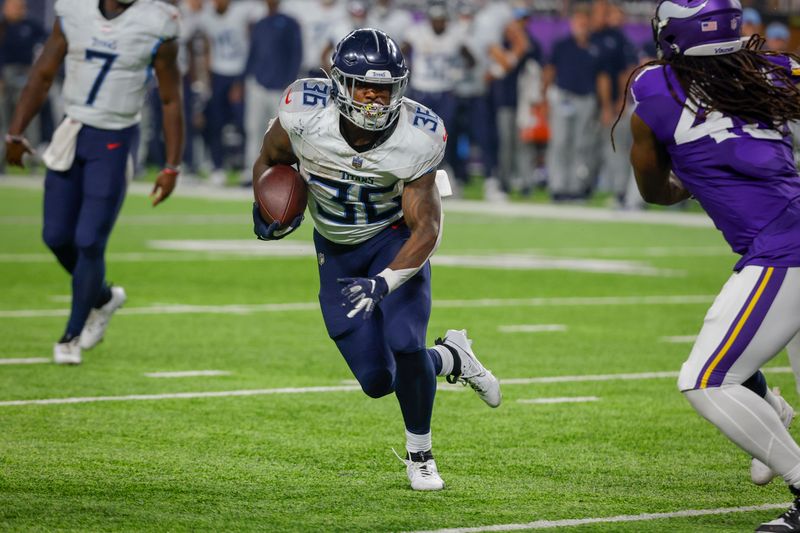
[
  {"xmin": 652, "ymin": 0, "xmax": 743, "ymax": 59},
  {"xmin": 330, "ymin": 28, "xmax": 409, "ymax": 131}
]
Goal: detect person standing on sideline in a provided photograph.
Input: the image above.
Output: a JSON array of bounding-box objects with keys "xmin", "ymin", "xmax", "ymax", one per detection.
[
  {"xmin": 252, "ymin": 29, "xmax": 500, "ymax": 490},
  {"xmin": 242, "ymin": 0, "xmax": 302, "ymax": 186},
  {"xmin": 197, "ymin": 0, "xmax": 264, "ymax": 186},
  {"xmin": 0, "ymin": 0, "xmax": 47, "ymax": 168},
  {"xmin": 5, "ymin": 0, "xmax": 184, "ymax": 365},
  {"xmin": 591, "ymin": 0, "xmax": 637, "ymax": 206},
  {"xmin": 402, "ymin": 2, "xmax": 474, "ymax": 177},
  {"xmin": 627, "ymin": 0, "xmax": 800, "ymax": 529},
  {"xmin": 543, "ymin": 3, "xmax": 611, "ymax": 202}
]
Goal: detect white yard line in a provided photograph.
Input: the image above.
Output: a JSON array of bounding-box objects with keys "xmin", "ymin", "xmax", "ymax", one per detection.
[
  {"xmin": 660, "ymin": 335, "xmax": 698, "ymax": 344},
  {"xmin": 0, "ymin": 176, "xmax": 712, "ymax": 227},
  {"xmin": 405, "ymin": 503, "xmax": 788, "ymax": 533},
  {"xmin": 0, "ymin": 294, "xmax": 716, "ymax": 319},
  {"xmin": 517, "ymin": 396, "xmax": 599, "ymax": 404},
  {"xmin": 0, "ymin": 358, "xmax": 50, "ymax": 365},
  {"xmin": 144, "ymin": 370, "xmax": 232, "ymax": 378},
  {"xmin": 500, "ymin": 367, "xmax": 792, "ymax": 385},
  {"xmin": 498, "ymin": 325, "xmax": 567, "ymax": 333},
  {"xmin": 0, "ymin": 385, "xmax": 363, "ymax": 407},
  {"xmin": 1, "ymin": 368, "xmax": 792, "ymax": 408}
]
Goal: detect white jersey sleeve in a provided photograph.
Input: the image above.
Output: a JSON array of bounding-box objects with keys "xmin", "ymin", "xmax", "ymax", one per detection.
[{"xmin": 57, "ymin": 0, "xmax": 179, "ymax": 130}]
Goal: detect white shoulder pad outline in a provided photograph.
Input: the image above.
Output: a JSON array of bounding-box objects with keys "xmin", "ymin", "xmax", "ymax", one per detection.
[
  {"xmin": 403, "ymin": 99, "xmax": 447, "ymax": 145},
  {"xmin": 151, "ymin": 0, "xmax": 181, "ymax": 41},
  {"xmin": 281, "ymin": 78, "xmax": 333, "ymax": 114},
  {"xmin": 631, "ymin": 64, "xmax": 666, "ymax": 103},
  {"xmin": 400, "ymin": 101, "xmax": 447, "ymax": 182},
  {"xmin": 54, "ymin": 0, "xmax": 80, "ymax": 21}
]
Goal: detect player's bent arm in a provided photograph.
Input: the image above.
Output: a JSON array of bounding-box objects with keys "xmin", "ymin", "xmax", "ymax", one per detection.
[
  {"xmin": 380, "ymin": 171, "xmax": 442, "ymax": 293},
  {"xmin": 630, "ymin": 113, "xmax": 690, "ymax": 205},
  {"xmin": 7, "ymin": 21, "xmax": 67, "ymax": 137},
  {"xmin": 153, "ymin": 40, "xmax": 184, "ymax": 169},
  {"xmin": 251, "ymin": 118, "xmax": 298, "ymax": 183},
  {"xmin": 150, "ymin": 39, "xmax": 184, "ymax": 207}
]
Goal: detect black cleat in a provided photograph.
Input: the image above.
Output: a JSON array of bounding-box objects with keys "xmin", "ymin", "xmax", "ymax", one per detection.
[{"xmin": 757, "ymin": 498, "xmax": 800, "ymax": 532}]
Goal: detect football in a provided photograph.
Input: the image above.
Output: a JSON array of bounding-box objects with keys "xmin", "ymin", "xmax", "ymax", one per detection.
[{"xmin": 254, "ymin": 164, "xmax": 308, "ymax": 228}]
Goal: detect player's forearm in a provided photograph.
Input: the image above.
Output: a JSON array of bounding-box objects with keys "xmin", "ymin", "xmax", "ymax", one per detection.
[
  {"xmin": 387, "ymin": 223, "xmax": 440, "ymax": 272},
  {"xmin": 161, "ymin": 98, "xmax": 184, "ymax": 167},
  {"xmin": 381, "ymin": 178, "xmax": 442, "ymax": 292}
]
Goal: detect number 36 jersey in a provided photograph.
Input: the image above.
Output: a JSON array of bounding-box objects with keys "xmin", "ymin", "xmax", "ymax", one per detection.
[
  {"xmin": 631, "ymin": 57, "xmax": 800, "ymax": 270},
  {"xmin": 56, "ymin": 0, "xmax": 179, "ymax": 130},
  {"xmin": 278, "ymin": 78, "xmax": 447, "ymax": 245}
]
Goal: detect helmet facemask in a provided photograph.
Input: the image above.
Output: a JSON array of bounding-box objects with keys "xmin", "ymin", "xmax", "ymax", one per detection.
[{"xmin": 330, "ymin": 68, "xmax": 408, "ymax": 131}]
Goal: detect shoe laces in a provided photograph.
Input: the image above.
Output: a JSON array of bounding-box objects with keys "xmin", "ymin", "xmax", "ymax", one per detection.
[
  {"xmin": 435, "ymin": 336, "xmax": 485, "ymax": 385},
  {"xmin": 391, "ymin": 448, "xmax": 437, "ymax": 477}
]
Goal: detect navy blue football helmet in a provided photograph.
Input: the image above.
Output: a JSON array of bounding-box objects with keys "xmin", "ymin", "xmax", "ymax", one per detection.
[{"xmin": 330, "ymin": 28, "xmax": 409, "ymax": 131}]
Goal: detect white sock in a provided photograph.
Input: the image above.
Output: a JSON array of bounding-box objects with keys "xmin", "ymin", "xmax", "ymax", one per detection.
[
  {"xmin": 685, "ymin": 385, "xmax": 800, "ymax": 487},
  {"xmin": 432, "ymin": 345, "xmax": 453, "ymax": 376},
  {"xmin": 406, "ymin": 430, "xmax": 432, "ymax": 454}
]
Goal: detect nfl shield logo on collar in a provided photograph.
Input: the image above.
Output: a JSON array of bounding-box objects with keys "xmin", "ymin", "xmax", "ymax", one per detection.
[{"xmin": 352, "ymin": 156, "xmax": 363, "ymax": 169}]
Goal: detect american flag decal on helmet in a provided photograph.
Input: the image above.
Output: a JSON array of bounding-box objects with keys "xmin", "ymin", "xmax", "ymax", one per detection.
[{"xmin": 701, "ymin": 20, "xmax": 718, "ymax": 32}]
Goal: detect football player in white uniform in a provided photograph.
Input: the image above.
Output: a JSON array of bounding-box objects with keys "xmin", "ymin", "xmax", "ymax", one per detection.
[
  {"xmin": 251, "ymin": 29, "xmax": 501, "ymax": 491},
  {"xmin": 5, "ymin": 0, "xmax": 184, "ymax": 365}
]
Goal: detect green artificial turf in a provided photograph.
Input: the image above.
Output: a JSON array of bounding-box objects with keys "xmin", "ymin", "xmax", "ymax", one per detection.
[{"xmin": 0, "ymin": 179, "xmax": 793, "ymax": 532}]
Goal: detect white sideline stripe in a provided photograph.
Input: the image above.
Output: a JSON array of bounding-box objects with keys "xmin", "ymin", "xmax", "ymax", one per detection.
[
  {"xmin": 517, "ymin": 396, "xmax": 599, "ymax": 404},
  {"xmin": 0, "ymin": 177, "xmax": 712, "ymax": 228},
  {"xmin": 144, "ymin": 370, "xmax": 232, "ymax": 378},
  {"xmin": 498, "ymin": 324, "xmax": 567, "ymax": 333},
  {"xmin": 0, "ymin": 249, "xmax": 680, "ymax": 276},
  {"xmin": 2, "ymin": 367, "xmax": 793, "ymax": 407},
  {"xmin": 0, "ymin": 385, "xmax": 363, "ymax": 406},
  {"xmin": 150, "ymin": 241, "xmax": 682, "ymax": 276},
  {"xmin": 0, "ymin": 294, "xmax": 716, "ymax": 319},
  {"xmin": 661, "ymin": 335, "xmax": 698, "ymax": 343},
  {"xmin": 406, "ymin": 503, "xmax": 788, "ymax": 533},
  {"xmin": 500, "ymin": 366, "xmax": 792, "ymax": 385},
  {"xmin": 0, "ymin": 358, "xmax": 50, "ymax": 365}
]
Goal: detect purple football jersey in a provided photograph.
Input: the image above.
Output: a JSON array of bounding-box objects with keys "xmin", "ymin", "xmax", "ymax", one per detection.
[{"xmin": 631, "ymin": 55, "xmax": 800, "ymax": 270}]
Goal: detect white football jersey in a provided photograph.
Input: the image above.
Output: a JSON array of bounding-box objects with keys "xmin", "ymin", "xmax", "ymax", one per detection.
[
  {"xmin": 56, "ymin": 0, "xmax": 179, "ymax": 130},
  {"xmin": 403, "ymin": 23, "xmax": 467, "ymax": 93},
  {"xmin": 278, "ymin": 78, "xmax": 447, "ymax": 245},
  {"xmin": 196, "ymin": 0, "xmax": 264, "ymax": 76}
]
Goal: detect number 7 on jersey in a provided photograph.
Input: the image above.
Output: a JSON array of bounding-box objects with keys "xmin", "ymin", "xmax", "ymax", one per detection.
[{"xmin": 84, "ymin": 49, "xmax": 118, "ymax": 106}]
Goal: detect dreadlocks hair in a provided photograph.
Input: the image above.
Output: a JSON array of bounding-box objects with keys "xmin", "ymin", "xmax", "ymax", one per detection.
[{"xmin": 611, "ymin": 35, "xmax": 800, "ymax": 148}]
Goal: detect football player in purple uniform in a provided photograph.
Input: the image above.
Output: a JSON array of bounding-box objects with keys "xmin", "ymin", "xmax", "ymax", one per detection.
[{"xmin": 625, "ymin": 0, "xmax": 800, "ymax": 530}]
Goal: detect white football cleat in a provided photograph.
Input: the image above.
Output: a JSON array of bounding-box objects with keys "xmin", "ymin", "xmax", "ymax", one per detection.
[
  {"xmin": 53, "ymin": 337, "xmax": 82, "ymax": 365},
  {"xmin": 751, "ymin": 388, "xmax": 795, "ymax": 485},
  {"xmin": 395, "ymin": 449, "xmax": 445, "ymax": 491},
  {"xmin": 80, "ymin": 286, "xmax": 127, "ymax": 350},
  {"xmin": 437, "ymin": 329, "xmax": 502, "ymax": 408}
]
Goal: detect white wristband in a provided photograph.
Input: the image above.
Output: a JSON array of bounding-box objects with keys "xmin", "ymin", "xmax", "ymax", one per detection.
[{"xmin": 377, "ymin": 267, "xmax": 417, "ymax": 294}]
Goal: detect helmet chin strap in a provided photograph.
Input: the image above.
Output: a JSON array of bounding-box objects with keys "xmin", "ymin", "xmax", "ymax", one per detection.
[{"xmin": 116, "ymin": 0, "xmax": 137, "ymax": 4}]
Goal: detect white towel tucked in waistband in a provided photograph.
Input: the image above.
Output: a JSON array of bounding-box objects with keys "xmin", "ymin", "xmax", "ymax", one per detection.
[{"xmin": 42, "ymin": 118, "xmax": 82, "ymax": 171}]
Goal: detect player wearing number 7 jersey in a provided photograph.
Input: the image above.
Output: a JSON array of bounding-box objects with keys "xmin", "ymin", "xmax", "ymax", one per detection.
[
  {"xmin": 5, "ymin": 0, "xmax": 184, "ymax": 365},
  {"xmin": 252, "ymin": 29, "xmax": 500, "ymax": 491},
  {"xmin": 626, "ymin": 0, "xmax": 800, "ymax": 530}
]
